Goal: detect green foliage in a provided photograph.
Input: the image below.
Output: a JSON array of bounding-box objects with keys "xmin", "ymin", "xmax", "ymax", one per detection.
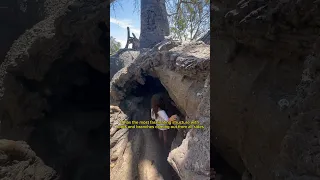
[
  {"xmin": 110, "ymin": 36, "xmax": 121, "ymax": 55},
  {"xmin": 166, "ymin": 0, "xmax": 210, "ymax": 41}
]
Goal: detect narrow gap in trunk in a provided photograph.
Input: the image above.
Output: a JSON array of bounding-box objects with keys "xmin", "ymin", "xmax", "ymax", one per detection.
[{"xmin": 120, "ymin": 75, "xmax": 183, "ymax": 180}]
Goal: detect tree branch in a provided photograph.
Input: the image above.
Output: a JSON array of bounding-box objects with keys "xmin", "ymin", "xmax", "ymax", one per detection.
[{"xmin": 125, "ymin": 27, "xmax": 130, "ymax": 49}]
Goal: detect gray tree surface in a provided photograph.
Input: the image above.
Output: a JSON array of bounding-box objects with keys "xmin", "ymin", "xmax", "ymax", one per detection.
[{"xmin": 139, "ymin": 0, "xmax": 170, "ymax": 49}]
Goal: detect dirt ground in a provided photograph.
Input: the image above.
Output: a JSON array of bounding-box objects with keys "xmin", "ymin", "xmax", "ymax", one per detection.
[{"xmin": 110, "ymin": 95, "xmax": 180, "ymax": 180}]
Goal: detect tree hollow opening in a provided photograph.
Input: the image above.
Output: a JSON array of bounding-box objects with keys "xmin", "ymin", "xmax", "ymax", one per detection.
[
  {"xmin": 21, "ymin": 59, "xmax": 109, "ymax": 180},
  {"xmin": 119, "ymin": 75, "xmax": 183, "ymax": 180}
]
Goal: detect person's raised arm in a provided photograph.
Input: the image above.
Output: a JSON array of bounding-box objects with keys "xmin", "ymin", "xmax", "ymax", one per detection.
[{"xmin": 158, "ymin": 110, "xmax": 169, "ymax": 121}]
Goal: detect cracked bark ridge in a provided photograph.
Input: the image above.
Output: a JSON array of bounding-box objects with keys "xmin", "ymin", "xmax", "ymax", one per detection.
[{"xmin": 212, "ymin": 0, "xmax": 320, "ymax": 179}]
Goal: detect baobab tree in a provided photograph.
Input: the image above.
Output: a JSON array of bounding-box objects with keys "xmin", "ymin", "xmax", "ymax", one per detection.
[
  {"xmin": 111, "ymin": 0, "xmax": 209, "ymax": 47},
  {"xmin": 139, "ymin": 0, "xmax": 170, "ymax": 49}
]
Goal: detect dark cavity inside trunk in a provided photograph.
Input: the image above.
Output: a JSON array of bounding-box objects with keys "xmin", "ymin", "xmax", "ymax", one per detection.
[
  {"xmin": 211, "ymin": 146, "xmax": 242, "ymax": 180},
  {"xmin": 23, "ymin": 59, "xmax": 109, "ymax": 180},
  {"xmin": 120, "ymin": 75, "xmax": 183, "ymax": 180}
]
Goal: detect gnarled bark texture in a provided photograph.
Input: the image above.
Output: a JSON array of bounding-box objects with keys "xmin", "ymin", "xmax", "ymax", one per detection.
[
  {"xmin": 0, "ymin": 139, "xmax": 58, "ymax": 180},
  {"xmin": 213, "ymin": 0, "xmax": 320, "ymax": 179},
  {"xmin": 0, "ymin": 0, "xmax": 109, "ymax": 136},
  {"xmin": 0, "ymin": 0, "xmax": 109, "ymax": 179},
  {"xmin": 110, "ymin": 49, "xmax": 140, "ymax": 81}
]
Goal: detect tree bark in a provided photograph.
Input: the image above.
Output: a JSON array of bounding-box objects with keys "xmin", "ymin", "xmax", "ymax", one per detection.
[{"xmin": 139, "ymin": 0, "xmax": 169, "ymax": 49}]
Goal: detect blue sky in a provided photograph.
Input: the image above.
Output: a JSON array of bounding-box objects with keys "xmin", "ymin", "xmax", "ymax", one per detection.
[{"xmin": 110, "ymin": 0, "xmax": 141, "ymax": 48}]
